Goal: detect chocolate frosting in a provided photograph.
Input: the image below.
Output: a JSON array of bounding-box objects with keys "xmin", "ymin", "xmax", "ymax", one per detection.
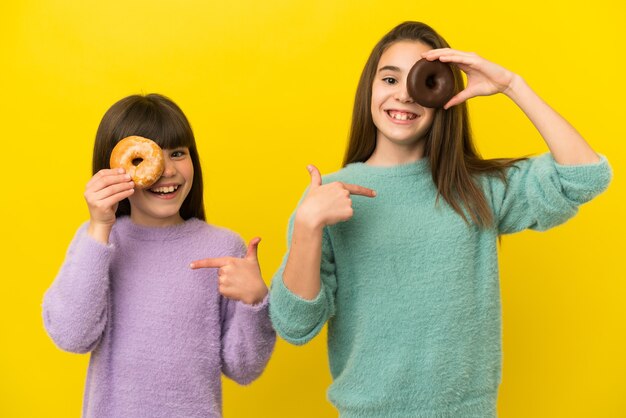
[{"xmin": 407, "ymin": 59, "xmax": 455, "ymax": 108}]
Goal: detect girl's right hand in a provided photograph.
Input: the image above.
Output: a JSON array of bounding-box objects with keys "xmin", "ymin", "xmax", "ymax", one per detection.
[
  {"xmin": 295, "ymin": 165, "xmax": 376, "ymax": 231},
  {"xmin": 190, "ymin": 238, "xmax": 268, "ymax": 305},
  {"xmin": 421, "ymin": 48, "xmax": 516, "ymax": 109},
  {"xmin": 84, "ymin": 168, "xmax": 135, "ymax": 242}
]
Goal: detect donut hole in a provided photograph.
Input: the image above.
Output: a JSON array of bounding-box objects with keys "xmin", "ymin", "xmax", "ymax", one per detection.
[
  {"xmin": 425, "ymin": 74, "xmax": 437, "ymax": 90},
  {"xmin": 132, "ymin": 158, "xmax": 144, "ymax": 166}
]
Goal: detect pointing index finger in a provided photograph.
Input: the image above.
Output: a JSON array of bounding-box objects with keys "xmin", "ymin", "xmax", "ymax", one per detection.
[
  {"xmin": 189, "ymin": 257, "xmax": 234, "ymax": 269},
  {"xmin": 343, "ymin": 183, "xmax": 376, "ymax": 197}
]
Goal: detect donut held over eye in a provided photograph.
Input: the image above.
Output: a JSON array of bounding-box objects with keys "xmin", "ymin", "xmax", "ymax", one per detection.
[
  {"xmin": 407, "ymin": 59, "xmax": 455, "ymax": 109},
  {"xmin": 109, "ymin": 136, "xmax": 165, "ymax": 189}
]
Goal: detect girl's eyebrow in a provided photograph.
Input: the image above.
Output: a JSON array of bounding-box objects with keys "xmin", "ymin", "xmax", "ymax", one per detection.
[{"xmin": 378, "ymin": 65, "xmax": 401, "ymax": 73}]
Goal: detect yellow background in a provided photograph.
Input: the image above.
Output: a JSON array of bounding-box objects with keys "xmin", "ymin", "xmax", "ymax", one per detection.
[{"xmin": 1, "ymin": 1, "xmax": 624, "ymax": 417}]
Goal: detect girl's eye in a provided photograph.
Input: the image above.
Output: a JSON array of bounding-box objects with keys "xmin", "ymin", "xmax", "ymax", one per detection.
[
  {"xmin": 382, "ymin": 77, "xmax": 397, "ymax": 85},
  {"xmin": 170, "ymin": 149, "xmax": 187, "ymax": 158}
]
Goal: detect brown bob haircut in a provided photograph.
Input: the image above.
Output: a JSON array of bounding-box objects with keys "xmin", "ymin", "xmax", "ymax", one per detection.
[
  {"xmin": 92, "ymin": 93, "xmax": 205, "ymax": 221},
  {"xmin": 344, "ymin": 21, "xmax": 521, "ymax": 227}
]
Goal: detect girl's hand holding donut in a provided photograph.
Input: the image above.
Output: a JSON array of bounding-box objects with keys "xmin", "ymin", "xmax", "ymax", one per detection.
[
  {"xmin": 190, "ymin": 238, "xmax": 268, "ymax": 305},
  {"xmin": 295, "ymin": 165, "xmax": 376, "ymax": 231},
  {"xmin": 85, "ymin": 168, "xmax": 135, "ymax": 243},
  {"xmin": 422, "ymin": 48, "xmax": 516, "ymax": 109}
]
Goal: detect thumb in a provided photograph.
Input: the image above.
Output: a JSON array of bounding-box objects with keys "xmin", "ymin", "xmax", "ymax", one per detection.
[
  {"xmin": 307, "ymin": 164, "xmax": 322, "ymax": 189},
  {"xmin": 444, "ymin": 89, "xmax": 471, "ymax": 109},
  {"xmin": 245, "ymin": 237, "xmax": 261, "ymax": 261}
]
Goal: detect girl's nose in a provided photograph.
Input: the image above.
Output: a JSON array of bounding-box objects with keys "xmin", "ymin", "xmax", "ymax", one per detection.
[
  {"xmin": 161, "ymin": 156, "xmax": 177, "ymax": 177},
  {"xmin": 395, "ymin": 80, "xmax": 414, "ymax": 103}
]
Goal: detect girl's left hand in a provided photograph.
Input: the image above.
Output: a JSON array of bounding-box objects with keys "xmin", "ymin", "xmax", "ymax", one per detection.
[
  {"xmin": 189, "ymin": 238, "xmax": 268, "ymax": 305},
  {"xmin": 422, "ymin": 48, "xmax": 516, "ymax": 109}
]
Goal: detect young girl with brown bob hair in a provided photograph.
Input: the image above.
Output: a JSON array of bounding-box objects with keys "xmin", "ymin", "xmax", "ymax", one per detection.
[
  {"xmin": 43, "ymin": 93, "xmax": 275, "ymax": 418},
  {"xmin": 269, "ymin": 21, "xmax": 611, "ymax": 417}
]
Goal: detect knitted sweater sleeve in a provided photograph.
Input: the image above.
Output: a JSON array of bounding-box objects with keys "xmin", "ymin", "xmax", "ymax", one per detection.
[
  {"xmin": 269, "ymin": 211, "xmax": 337, "ymax": 345},
  {"xmin": 42, "ymin": 223, "xmax": 112, "ymax": 353},
  {"xmin": 220, "ymin": 239, "xmax": 276, "ymax": 385},
  {"xmin": 487, "ymin": 154, "xmax": 612, "ymax": 234}
]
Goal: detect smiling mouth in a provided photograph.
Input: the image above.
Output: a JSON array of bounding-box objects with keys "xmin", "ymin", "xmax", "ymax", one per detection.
[
  {"xmin": 149, "ymin": 185, "xmax": 180, "ymax": 195},
  {"xmin": 386, "ymin": 110, "xmax": 418, "ymax": 121}
]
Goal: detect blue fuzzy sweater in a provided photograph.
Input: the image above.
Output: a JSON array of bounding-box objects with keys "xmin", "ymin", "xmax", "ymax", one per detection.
[{"xmin": 270, "ymin": 154, "xmax": 611, "ymax": 418}]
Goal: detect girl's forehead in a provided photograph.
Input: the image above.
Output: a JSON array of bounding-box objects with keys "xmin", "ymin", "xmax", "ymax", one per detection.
[{"xmin": 378, "ymin": 41, "xmax": 432, "ymax": 69}]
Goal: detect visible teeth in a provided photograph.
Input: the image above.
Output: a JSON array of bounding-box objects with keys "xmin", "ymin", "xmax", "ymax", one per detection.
[
  {"xmin": 388, "ymin": 111, "xmax": 416, "ymax": 121},
  {"xmin": 151, "ymin": 185, "xmax": 179, "ymax": 193}
]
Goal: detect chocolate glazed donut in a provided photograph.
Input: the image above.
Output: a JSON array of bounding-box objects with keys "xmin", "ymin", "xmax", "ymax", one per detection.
[{"xmin": 406, "ymin": 59, "xmax": 455, "ymax": 108}]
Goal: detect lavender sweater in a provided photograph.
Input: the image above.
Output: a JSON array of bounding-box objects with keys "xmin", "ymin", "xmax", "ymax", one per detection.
[{"xmin": 43, "ymin": 217, "xmax": 275, "ymax": 418}]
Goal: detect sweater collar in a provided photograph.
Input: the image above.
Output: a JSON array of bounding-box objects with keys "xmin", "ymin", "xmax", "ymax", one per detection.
[
  {"xmin": 114, "ymin": 216, "xmax": 204, "ymax": 241},
  {"xmin": 347, "ymin": 157, "xmax": 430, "ymax": 177}
]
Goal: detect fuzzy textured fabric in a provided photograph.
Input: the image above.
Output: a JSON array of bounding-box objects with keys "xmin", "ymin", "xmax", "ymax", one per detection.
[
  {"xmin": 270, "ymin": 154, "xmax": 611, "ymax": 418},
  {"xmin": 43, "ymin": 217, "xmax": 276, "ymax": 418}
]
